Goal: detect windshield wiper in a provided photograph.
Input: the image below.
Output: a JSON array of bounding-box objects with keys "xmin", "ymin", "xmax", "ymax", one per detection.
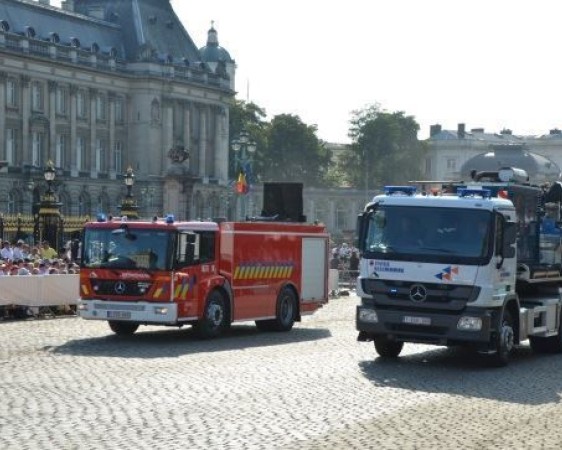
[{"xmin": 419, "ymin": 246, "xmax": 454, "ymax": 254}]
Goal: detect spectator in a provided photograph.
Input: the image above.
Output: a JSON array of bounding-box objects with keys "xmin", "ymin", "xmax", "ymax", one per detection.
[
  {"xmin": 12, "ymin": 240, "xmax": 25, "ymax": 260},
  {"xmin": 70, "ymin": 239, "xmax": 81, "ymax": 262},
  {"xmin": 349, "ymin": 251, "xmax": 360, "ymax": 275},
  {"xmin": 40, "ymin": 241, "xmax": 58, "ymax": 260},
  {"xmin": 1, "ymin": 241, "xmax": 13, "ymax": 261},
  {"xmin": 338, "ymin": 242, "xmax": 351, "ymax": 260},
  {"xmin": 29, "ymin": 245, "xmax": 41, "ymax": 261},
  {"xmin": 38, "ymin": 260, "xmax": 49, "ymax": 275}
]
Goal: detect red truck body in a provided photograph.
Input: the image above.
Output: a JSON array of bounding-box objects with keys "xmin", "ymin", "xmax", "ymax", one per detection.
[{"xmin": 78, "ymin": 216, "xmax": 329, "ymax": 337}]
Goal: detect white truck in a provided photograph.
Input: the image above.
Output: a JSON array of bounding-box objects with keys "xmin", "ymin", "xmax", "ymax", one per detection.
[{"xmin": 355, "ymin": 167, "xmax": 562, "ymax": 366}]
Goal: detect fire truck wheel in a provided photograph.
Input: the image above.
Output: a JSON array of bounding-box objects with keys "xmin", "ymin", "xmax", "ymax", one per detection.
[
  {"xmin": 374, "ymin": 337, "xmax": 403, "ymax": 358},
  {"xmin": 490, "ymin": 308, "xmax": 514, "ymax": 367},
  {"xmin": 108, "ymin": 321, "xmax": 139, "ymax": 336},
  {"xmin": 255, "ymin": 287, "xmax": 296, "ymax": 332},
  {"xmin": 193, "ymin": 290, "xmax": 229, "ymax": 339}
]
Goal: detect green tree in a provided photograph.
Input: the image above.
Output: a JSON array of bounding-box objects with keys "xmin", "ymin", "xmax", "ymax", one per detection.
[
  {"xmin": 259, "ymin": 114, "xmax": 332, "ymax": 187},
  {"xmin": 340, "ymin": 104, "xmax": 425, "ymax": 193}
]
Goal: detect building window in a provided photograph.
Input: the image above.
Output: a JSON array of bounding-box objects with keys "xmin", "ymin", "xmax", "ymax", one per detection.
[
  {"xmin": 115, "ymin": 97, "xmax": 124, "ymax": 122},
  {"xmin": 5, "ymin": 128, "xmax": 16, "ymax": 165},
  {"xmin": 77, "ymin": 90, "xmax": 86, "ymax": 118},
  {"xmin": 32, "ymin": 82, "xmax": 43, "ymax": 111},
  {"xmin": 96, "ymin": 94, "xmax": 106, "ymax": 120},
  {"xmin": 56, "ymin": 134, "xmax": 66, "ymax": 168},
  {"xmin": 32, "ymin": 131, "xmax": 45, "ymax": 166},
  {"xmin": 56, "ymin": 87, "xmax": 68, "ymax": 115},
  {"xmin": 6, "ymin": 78, "xmax": 17, "ymax": 107},
  {"xmin": 335, "ymin": 204, "xmax": 347, "ymax": 231},
  {"xmin": 78, "ymin": 192, "xmax": 91, "ymax": 216},
  {"xmin": 76, "ymin": 136, "xmax": 85, "ymax": 171},
  {"xmin": 446, "ymin": 158, "xmax": 456, "ymax": 171},
  {"xmin": 114, "ymin": 141, "xmax": 123, "ymax": 173},
  {"xmin": 7, "ymin": 191, "xmax": 16, "ymax": 214},
  {"xmin": 95, "ymin": 138, "xmax": 105, "ymax": 171}
]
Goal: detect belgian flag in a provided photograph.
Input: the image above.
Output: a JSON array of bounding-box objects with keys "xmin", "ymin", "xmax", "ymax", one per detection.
[{"xmin": 235, "ymin": 169, "xmax": 249, "ymax": 194}]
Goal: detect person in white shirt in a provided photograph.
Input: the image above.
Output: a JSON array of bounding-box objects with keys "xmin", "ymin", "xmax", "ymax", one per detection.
[
  {"xmin": 12, "ymin": 240, "xmax": 25, "ymax": 260},
  {"xmin": 0, "ymin": 241, "xmax": 13, "ymax": 261}
]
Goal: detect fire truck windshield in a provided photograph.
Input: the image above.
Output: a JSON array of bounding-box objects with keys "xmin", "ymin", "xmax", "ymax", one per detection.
[
  {"xmin": 82, "ymin": 228, "xmax": 173, "ymax": 270},
  {"xmin": 362, "ymin": 206, "xmax": 493, "ymax": 265}
]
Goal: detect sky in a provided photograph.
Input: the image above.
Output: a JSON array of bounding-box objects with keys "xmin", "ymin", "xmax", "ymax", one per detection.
[{"xmin": 52, "ymin": 1, "xmax": 562, "ymax": 143}]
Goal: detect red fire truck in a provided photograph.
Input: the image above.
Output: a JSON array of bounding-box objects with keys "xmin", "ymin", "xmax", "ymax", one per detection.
[{"xmin": 77, "ymin": 216, "xmax": 329, "ymax": 337}]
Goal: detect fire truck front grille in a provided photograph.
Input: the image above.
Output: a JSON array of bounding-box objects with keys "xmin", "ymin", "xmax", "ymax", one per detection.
[
  {"xmin": 92, "ymin": 280, "xmax": 152, "ymax": 296},
  {"xmin": 362, "ymin": 279, "xmax": 479, "ymax": 310}
]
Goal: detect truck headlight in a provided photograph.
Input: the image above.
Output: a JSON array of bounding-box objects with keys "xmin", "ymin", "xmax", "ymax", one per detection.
[
  {"xmin": 457, "ymin": 316, "xmax": 482, "ymax": 331},
  {"xmin": 154, "ymin": 307, "xmax": 168, "ymax": 315},
  {"xmin": 77, "ymin": 303, "xmax": 88, "ymax": 311},
  {"xmin": 359, "ymin": 309, "xmax": 378, "ymax": 323}
]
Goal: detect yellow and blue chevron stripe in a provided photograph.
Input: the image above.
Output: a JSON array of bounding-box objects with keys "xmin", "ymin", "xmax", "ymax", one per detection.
[{"xmin": 234, "ymin": 262, "xmax": 295, "ymax": 280}]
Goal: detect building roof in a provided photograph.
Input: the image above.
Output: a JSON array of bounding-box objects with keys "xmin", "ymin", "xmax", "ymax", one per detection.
[
  {"xmin": 199, "ymin": 24, "xmax": 233, "ymax": 64},
  {"xmin": 0, "ymin": 0, "xmax": 125, "ymax": 56},
  {"xmin": 0, "ymin": 0, "xmax": 215, "ymax": 64}
]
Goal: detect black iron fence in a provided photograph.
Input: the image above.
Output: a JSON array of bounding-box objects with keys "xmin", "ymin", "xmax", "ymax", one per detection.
[{"xmin": 0, "ymin": 213, "xmax": 89, "ymax": 252}]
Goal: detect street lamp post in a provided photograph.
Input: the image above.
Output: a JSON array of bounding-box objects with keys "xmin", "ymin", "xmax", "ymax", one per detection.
[
  {"xmin": 35, "ymin": 160, "xmax": 62, "ymax": 250},
  {"xmin": 119, "ymin": 166, "xmax": 139, "ymax": 219},
  {"xmin": 231, "ymin": 130, "xmax": 257, "ymax": 220}
]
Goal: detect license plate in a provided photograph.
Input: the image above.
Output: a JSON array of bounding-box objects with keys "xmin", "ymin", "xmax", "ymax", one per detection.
[
  {"xmin": 403, "ymin": 315, "xmax": 431, "ymax": 326},
  {"xmin": 107, "ymin": 311, "xmax": 131, "ymax": 320}
]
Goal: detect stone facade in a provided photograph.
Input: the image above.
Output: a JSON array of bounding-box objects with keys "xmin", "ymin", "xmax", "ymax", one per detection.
[
  {"xmin": 0, "ymin": 0, "xmax": 233, "ymax": 221},
  {"xmin": 0, "ymin": 0, "xmax": 366, "ymax": 240}
]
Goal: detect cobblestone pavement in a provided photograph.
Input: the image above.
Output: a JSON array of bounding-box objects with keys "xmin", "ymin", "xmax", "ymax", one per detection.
[{"xmin": 2, "ymin": 293, "xmax": 562, "ymax": 450}]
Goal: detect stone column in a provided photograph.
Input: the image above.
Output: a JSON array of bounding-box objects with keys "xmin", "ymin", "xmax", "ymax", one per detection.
[
  {"xmin": 21, "ymin": 76, "xmax": 31, "ymax": 165},
  {"xmin": 214, "ymin": 106, "xmax": 229, "ymax": 182},
  {"xmin": 89, "ymin": 88, "xmax": 97, "ymax": 178},
  {"xmin": 198, "ymin": 105, "xmax": 208, "ymax": 178},
  {"xmin": 69, "ymin": 85, "xmax": 78, "ymax": 176},
  {"xmin": 162, "ymin": 100, "xmax": 174, "ymax": 172},
  {"xmin": 0, "ymin": 72, "xmax": 6, "ymax": 162},
  {"xmin": 108, "ymin": 91, "xmax": 116, "ymax": 178},
  {"xmin": 48, "ymin": 81, "xmax": 57, "ymax": 163},
  {"xmin": 183, "ymin": 101, "xmax": 191, "ymax": 169}
]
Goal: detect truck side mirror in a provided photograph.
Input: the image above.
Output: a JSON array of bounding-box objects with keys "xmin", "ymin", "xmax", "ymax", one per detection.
[{"xmin": 356, "ymin": 213, "xmax": 367, "ymax": 251}]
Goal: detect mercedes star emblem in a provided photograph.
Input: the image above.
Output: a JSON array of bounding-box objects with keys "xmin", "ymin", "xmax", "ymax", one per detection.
[
  {"xmin": 409, "ymin": 284, "xmax": 427, "ymax": 303},
  {"xmin": 114, "ymin": 281, "xmax": 127, "ymax": 295}
]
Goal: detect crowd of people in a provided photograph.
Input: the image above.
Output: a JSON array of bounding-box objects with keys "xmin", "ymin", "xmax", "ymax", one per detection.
[
  {"xmin": 0, "ymin": 238, "xmax": 81, "ymax": 319},
  {"xmin": 0, "ymin": 239, "xmax": 80, "ymax": 276}
]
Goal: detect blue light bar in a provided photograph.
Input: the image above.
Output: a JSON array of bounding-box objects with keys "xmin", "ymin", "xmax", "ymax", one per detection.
[
  {"xmin": 96, "ymin": 213, "xmax": 107, "ymax": 222},
  {"xmin": 384, "ymin": 186, "xmax": 417, "ymax": 196},
  {"xmin": 165, "ymin": 214, "xmax": 175, "ymax": 224},
  {"xmin": 458, "ymin": 188, "xmax": 491, "ymax": 199}
]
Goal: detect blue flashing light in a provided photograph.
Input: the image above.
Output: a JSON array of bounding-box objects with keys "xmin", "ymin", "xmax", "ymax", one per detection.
[
  {"xmin": 458, "ymin": 188, "xmax": 491, "ymax": 199},
  {"xmin": 165, "ymin": 214, "xmax": 175, "ymax": 224},
  {"xmin": 384, "ymin": 186, "xmax": 417, "ymax": 196},
  {"xmin": 96, "ymin": 213, "xmax": 107, "ymax": 222}
]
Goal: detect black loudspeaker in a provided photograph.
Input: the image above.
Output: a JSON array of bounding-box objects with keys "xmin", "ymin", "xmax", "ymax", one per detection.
[{"xmin": 262, "ymin": 182, "xmax": 305, "ymax": 222}]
